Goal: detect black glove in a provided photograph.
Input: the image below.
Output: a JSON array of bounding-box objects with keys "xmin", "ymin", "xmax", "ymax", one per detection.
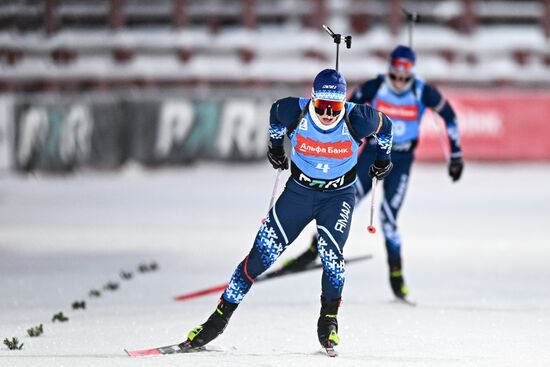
[
  {"xmin": 267, "ymin": 145, "xmax": 288, "ymax": 170},
  {"xmin": 368, "ymin": 159, "xmax": 393, "ymax": 180},
  {"xmin": 448, "ymin": 156, "xmax": 464, "ymax": 182}
]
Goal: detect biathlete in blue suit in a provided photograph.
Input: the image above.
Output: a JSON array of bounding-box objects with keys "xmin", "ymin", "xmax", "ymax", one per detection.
[
  {"xmin": 182, "ymin": 69, "xmax": 394, "ymax": 351},
  {"xmin": 287, "ymin": 45, "xmax": 465, "ymax": 302}
]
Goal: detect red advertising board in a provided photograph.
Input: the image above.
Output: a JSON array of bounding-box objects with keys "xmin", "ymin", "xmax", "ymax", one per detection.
[{"xmin": 415, "ymin": 89, "xmax": 550, "ymax": 161}]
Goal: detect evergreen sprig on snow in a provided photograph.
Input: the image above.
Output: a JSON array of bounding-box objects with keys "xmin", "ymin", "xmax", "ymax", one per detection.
[
  {"xmin": 52, "ymin": 311, "xmax": 69, "ymax": 322},
  {"xmin": 120, "ymin": 270, "xmax": 133, "ymax": 280},
  {"xmin": 27, "ymin": 324, "xmax": 44, "ymax": 337},
  {"xmin": 103, "ymin": 281, "xmax": 119, "ymax": 291},
  {"xmin": 72, "ymin": 301, "xmax": 86, "ymax": 310},
  {"xmin": 4, "ymin": 337, "xmax": 23, "ymax": 350},
  {"xmin": 89, "ymin": 289, "xmax": 101, "ymax": 298}
]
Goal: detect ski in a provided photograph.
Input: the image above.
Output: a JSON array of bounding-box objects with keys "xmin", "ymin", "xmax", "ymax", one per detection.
[
  {"xmin": 260, "ymin": 253, "xmax": 371, "ymax": 280},
  {"xmin": 125, "ymin": 343, "xmax": 221, "ymax": 357},
  {"xmin": 174, "ymin": 254, "xmax": 372, "ymax": 302}
]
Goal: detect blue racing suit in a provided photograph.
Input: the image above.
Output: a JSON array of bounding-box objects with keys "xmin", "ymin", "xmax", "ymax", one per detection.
[
  {"xmin": 350, "ymin": 74, "xmax": 462, "ymax": 268},
  {"xmin": 222, "ymin": 96, "xmax": 393, "ymax": 303}
]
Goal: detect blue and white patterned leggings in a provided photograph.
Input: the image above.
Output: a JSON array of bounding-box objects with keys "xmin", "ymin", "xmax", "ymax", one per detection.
[{"xmin": 223, "ymin": 178, "xmax": 356, "ymax": 303}]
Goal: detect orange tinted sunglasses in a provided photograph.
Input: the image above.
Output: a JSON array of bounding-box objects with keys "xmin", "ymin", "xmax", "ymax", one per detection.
[{"xmin": 313, "ymin": 99, "xmax": 344, "ymax": 116}]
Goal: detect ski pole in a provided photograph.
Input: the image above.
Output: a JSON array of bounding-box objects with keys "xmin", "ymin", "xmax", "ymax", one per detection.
[
  {"xmin": 367, "ymin": 177, "xmax": 377, "ymax": 234},
  {"xmin": 261, "ymin": 168, "xmax": 282, "ymax": 223},
  {"xmin": 173, "ymin": 254, "xmax": 373, "ymax": 302},
  {"xmin": 402, "ymin": 8, "xmax": 449, "ymax": 163},
  {"xmin": 429, "ymin": 110, "xmax": 450, "ymax": 164},
  {"xmin": 401, "ymin": 7, "xmax": 419, "ymax": 48}
]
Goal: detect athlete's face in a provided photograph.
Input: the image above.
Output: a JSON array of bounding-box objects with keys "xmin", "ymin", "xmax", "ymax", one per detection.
[
  {"xmin": 315, "ymin": 109, "xmax": 339, "ymax": 125},
  {"xmin": 388, "ymin": 70, "xmax": 413, "ymax": 92}
]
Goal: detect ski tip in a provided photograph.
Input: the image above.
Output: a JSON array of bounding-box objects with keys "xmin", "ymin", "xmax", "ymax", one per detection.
[
  {"xmin": 125, "ymin": 349, "xmax": 141, "ymax": 357},
  {"xmin": 125, "ymin": 348, "xmax": 162, "ymax": 357}
]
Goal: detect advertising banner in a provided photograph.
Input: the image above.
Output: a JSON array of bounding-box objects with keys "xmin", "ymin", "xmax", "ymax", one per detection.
[
  {"xmin": 10, "ymin": 95, "xmax": 273, "ymax": 172},
  {"xmin": 12, "ymin": 98, "xmax": 126, "ymax": 172},
  {"xmin": 416, "ymin": 90, "xmax": 550, "ymax": 162},
  {"xmin": 6, "ymin": 88, "xmax": 550, "ymax": 172}
]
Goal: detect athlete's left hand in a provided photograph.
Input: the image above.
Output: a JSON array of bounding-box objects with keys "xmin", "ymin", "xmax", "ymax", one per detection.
[
  {"xmin": 368, "ymin": 159, "xmax": 393, "ymax": 180},
  {"xmin": 448, "ymin": 156, "xmax": 464, "ymax": 182}
]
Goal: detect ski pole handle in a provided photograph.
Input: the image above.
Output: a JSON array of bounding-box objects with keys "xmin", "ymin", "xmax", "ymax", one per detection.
[
  {"xmin": 367, "ymin": 177, "xmax": 377, "ymax": 234},
  {"xmin": 262, "ymin": 169, "xmax": 283, "ymax": 223}
]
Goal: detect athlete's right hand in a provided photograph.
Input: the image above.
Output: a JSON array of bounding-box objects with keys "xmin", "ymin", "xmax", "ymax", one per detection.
[{"xmin": 267, "ymin": 145, "xmax": 288, "ymax": 170}]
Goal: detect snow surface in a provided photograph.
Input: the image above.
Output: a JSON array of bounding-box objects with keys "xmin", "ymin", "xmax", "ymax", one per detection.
[{"xmin": 1, "ymin": 162, "xmax": 550, "ymax": 366}]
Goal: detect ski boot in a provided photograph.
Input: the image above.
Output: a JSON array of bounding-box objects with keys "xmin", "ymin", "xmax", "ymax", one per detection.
[
  {"xmin": 281, "ymin": 236, "xmax": 318, "ymax": 273},
  {"xmin": 389, "ymin": 265, "xmax": 409, "ymax": 300},
  {"xmin": 317, "ymin": 296, "xmax": 341, "ymax": 351},
  {"xmin": 181, "ymin": 297, "xmax": 238, "ymax": 349}
]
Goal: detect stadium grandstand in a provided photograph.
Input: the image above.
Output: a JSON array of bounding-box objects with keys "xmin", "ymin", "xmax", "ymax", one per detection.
[{"xmin": 1, "ymin": 0, "xmax": 550, "ymax": 93}]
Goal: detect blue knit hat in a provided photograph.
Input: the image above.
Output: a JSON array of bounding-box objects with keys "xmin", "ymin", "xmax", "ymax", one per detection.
[
  {"xmin": 390, "ymin": 45, "xmax": 416, "ymax": 64},
  {"xmin": 312, "ymin": 69, "xmax": 347, "ymax": 101}
]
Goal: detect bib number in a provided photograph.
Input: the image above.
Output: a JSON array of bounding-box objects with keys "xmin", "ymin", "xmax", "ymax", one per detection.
[{"xmin": 316, "ymin": 163, "xmax": 330, "ymax": 173}]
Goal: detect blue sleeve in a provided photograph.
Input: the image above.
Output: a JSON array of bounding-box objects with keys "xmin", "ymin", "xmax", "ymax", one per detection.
[
  {"xmin": 348, "ymin": 104, "xmax": 393, "ymax": 161},
  {"xmin": 422, "ymin": 84, "xmax": 462, "ymax": 156},
  {"xmin": 348, "ymin": 75, "xmax": 384, "ymax": 105},
  {"xmin": 268, "ymin": 97, "xmax": 301, "ymax": 147}
]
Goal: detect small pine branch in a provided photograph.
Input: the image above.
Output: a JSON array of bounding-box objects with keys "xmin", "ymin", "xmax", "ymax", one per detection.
[
  {"xmin": 27, "ymin": 324, "xmax": 44, "ymax": 337},
  {"xmin": 4, "ymin": 337, "xmax": 24, "ymax": 350},
  {"xmin": 71, "ymin": 301, "xmax": 86, "ymax": 310},
  {"xmin": 52, "ymin": 312, "xmax": 69, "ymax": 322},
  {"xmin": 137, "ymin": 261, "xmax": 159, "ymax": 273},
  {"xmin": 137, "ymin": 263, "xmax": 150, "ymax": 273},
  {"xmin": 120, "ymin": 271, "xmax": 133, "ymax": 280},
  {"xmin": 89, "ymin": 289, "xmax": 101, "ymax": 298},
  {"xmin": 103, "ymin": 281, "xmax": 119, "ymax": 291}
]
